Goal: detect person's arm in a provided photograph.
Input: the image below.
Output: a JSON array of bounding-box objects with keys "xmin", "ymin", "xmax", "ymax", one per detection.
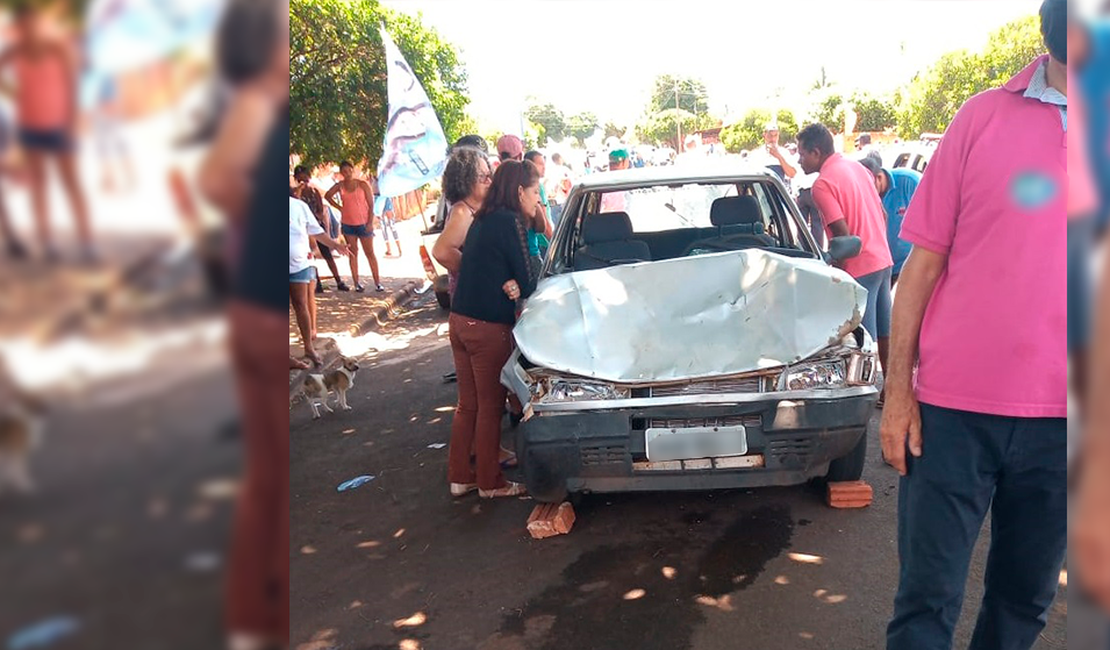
[
  {"xmin": 1074, "ymin": 250, "xmax": 1110, "ymax": 611},
  {"xmin": 302, "ymin": 203, "xmax": 351, "ymax": 255},
  {"xmin": 533, "ymin": 205, "xmax": 552, "ymax": 238},
  {"xmin": 826, "ymin": 220, "xmax": 850, "ymax": 238},
  {"xmin": 810, "ymin": 178, "xmax": 847, "ymax": 240},
  {"xmin": 878, "ymin": 246, "xmax": 946, "ymax": 475},
  {"xmin": 0, "ymin": 47, "xmax": 16, "ymax": 97},
  {"xmin": 199, "ymin": 91, "xmax": 273, "ymax": 220},
  {"xmin": 878, "ymin": 100, "xmax": 971, "ymax": 476},
  {"xmin": 770, "ymin": 147, "xmax": 797, "ymax": 178},
  {"xmin": 431, "ymin": 204, "xmax": 472, "ymax": 272},
  {"xmin": 500, "ymin": 215, "xmax": 537, "ymax": 299},
  {"xmin": 312, "ymin": 232, "xmax": 351, "ymax": 255},
  {"xmin": 324, "ymin": 183, "xmax": 343, "ymax": 210},
  {"xmin": 361, "ymin": 180, "xmax": 376, "ymax": 221},
  {"xmin": 58, "ymin": 43, "xmax": 79, "ymax": 135}
]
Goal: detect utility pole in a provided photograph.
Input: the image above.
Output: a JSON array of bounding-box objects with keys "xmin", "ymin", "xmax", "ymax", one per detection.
[{"xmin": 674, "ymin": 78, "xmax": 682, "ymax": 150}]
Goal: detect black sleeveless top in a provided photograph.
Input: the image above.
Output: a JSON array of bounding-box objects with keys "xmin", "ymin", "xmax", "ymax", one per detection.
[{"xmin": 232, "ymin": 109, "xmax": 288, "ymax": 313}]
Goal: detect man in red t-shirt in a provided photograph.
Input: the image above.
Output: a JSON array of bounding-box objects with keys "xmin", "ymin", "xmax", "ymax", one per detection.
[{"xmin": 797, "ymin": 123, "xmax": 893, "ymax": 374}]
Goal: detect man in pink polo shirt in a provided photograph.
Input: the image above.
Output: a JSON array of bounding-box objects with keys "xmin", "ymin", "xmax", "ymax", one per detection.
[
  {"xmin": 881, "ymin": 1, "xmax": 1067, "ymax": 647},
  {"xmin": 797, "ymin": 123, "xmax": 894, "ymax": 375}
]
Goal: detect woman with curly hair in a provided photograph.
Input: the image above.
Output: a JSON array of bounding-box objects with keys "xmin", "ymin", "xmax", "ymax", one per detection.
[
  {"xmin": 433, "ymin": 145, "xmax": 519, "ymax": 464},
  {"xmin": 432, "ymin": 145, "xmax": 492, "ymax": 298},
  {"xmin": 446, "ymin": 159, "xmax": 540, "ymax": 498}
]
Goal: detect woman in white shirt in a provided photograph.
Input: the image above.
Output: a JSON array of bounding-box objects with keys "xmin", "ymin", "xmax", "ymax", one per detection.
[{"xmin": 290, "ymin": 194, "xmax": 349, "ymax": 366}]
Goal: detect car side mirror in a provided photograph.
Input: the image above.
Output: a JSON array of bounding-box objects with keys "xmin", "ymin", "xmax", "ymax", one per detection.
[{"xmin": 826, "ymin": 236, "xmax": 862, "ymax": 262}]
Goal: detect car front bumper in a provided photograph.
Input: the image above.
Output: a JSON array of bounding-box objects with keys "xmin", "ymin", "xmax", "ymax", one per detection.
[{"xmin": 513, "ymin": 389, "xmax": 877, "ymax": 503}]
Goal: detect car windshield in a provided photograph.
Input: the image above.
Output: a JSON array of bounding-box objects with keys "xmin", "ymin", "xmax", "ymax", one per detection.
[
  {"xmin": 548, "ymin": 178, "xmax": 819, "ymax": 275},
  {"xmin": 595, "ymin": 183, "xmax": 736, "ymax": 232}
]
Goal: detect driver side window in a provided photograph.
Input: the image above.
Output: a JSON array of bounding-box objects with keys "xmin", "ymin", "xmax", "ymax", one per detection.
[{"xmin": 751, "ymin": 184, "xmax": 779, "ymax": 241}]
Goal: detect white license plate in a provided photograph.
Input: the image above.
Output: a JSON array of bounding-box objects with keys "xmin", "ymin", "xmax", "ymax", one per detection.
[{"xmin": 645, "ymin": 425, "xmax": 748, "ymax": 462}]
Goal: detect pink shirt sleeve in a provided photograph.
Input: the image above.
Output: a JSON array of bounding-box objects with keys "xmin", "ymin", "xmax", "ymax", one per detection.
[
  {"xmin": 899, "ymin": 102, "xmax": 974, "ymax": 255},
  {"xmin": 811, "ymin": 177, "xmax": 844, "ymax": 228}
]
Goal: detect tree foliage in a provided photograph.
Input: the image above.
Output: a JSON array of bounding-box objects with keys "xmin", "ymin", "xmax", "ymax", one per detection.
[
  {"xmin": 649, "ymin": 74, "xmax": 710, "ymax": 115},
  {"xmin": 636, "ymin": 109, "xmax": 718, "ymax": 151},
  {"xmin": 290, "ymin": 0, "xmax": 472, "ymax": 167},
  {"xmin": 604, "ymin": 121, "xmax": 627, "ymax": 140},
  {"xmin": 566, "ymin": 112, "xmax": 600, "ymax": 145},
  {"xmin": 849, "ymin": 93, "xmax": 898, "ymax": 132},
  {"xmin": 897, "ymin": 15, "xmax": 1043, "ymax": 137},
  {"xmin": 811, "ymin": 94, "xmax": 845, "ymax": 131},
  {"xmin": 636, "ymin": 74, "xmax": 717, "ymax": 150},
  {"xmin": 720, "ymin": 109, "xmax": 798, "ymax": 153},
  {"xmin": 525, "ymin": 102, "xmax": 566, "ymax": 145}
]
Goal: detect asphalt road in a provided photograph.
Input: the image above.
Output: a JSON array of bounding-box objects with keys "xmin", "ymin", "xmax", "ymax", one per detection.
[
  {"xmin": 0, "ymin": 338, "xmax": 239, "ymax": 650},
  {"xmin": 290, "ymin": 292, "xmax": 1067, "ymax": 650}
]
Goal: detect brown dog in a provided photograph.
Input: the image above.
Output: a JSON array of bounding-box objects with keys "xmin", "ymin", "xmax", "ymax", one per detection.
[
  {"xmin": 303, "ymin": 357, "xmax": 360, "ymax": 419},
  {"xmin": 0, "ymin": 358, "xmax": 46, "ymax": 495}
]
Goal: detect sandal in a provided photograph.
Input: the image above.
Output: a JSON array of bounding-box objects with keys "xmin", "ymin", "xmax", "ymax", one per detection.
[
  {"xmin": 450, "ymin": 482, "xmax": 478, "ymax": 497},
  {"xmin": 479, "ymin": 481, "xmax": 527, "ymax": 499}
]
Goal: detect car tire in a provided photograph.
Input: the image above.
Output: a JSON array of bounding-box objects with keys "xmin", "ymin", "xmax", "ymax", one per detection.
[
  {"xmin": 823, "ymin": 430, "xmax": 867, "ymax": 483},
  {"xmin": 435, "ymin": 290, "xmax": 450, "ymax": 310}
]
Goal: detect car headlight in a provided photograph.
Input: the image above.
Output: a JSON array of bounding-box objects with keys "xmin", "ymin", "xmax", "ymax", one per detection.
[
  {"xmin": 779, "ymin": 359, "xmax": 847, "ymax": 391},
  {"xmin": 540, "ymin": 378, "xmax": 630, "ymax": 403}
]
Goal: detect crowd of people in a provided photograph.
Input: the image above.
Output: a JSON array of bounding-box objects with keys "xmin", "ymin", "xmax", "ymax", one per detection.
[
  {"xmin": 281, "ymin": 0, "xmax": 1106, "ymax": 646},
  {"xmin": 404, "ymin": 2, "xmax": 1082, "ymax": 647}
]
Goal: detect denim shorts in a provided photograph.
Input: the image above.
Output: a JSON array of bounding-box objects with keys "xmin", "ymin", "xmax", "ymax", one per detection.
[
  {"xmin": 289, "ymin": 266, "xmax": 316, "ymax": 284},
  {"xmin": 341, "ymin": 223, "xmax": 373, "ymax": 238},
  {"xmin": 18, "ymin": 128, "xmax": 72, "ymax": 153}
]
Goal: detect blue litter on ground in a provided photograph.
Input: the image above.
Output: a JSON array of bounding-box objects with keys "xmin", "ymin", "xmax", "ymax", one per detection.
[
  {"xmin": 7, "ymin": 617, "xmax": 80, "ymax": 650},
  {"xmin": 337, "ymin": 475, "xmax": 375, "ymax": 492}
]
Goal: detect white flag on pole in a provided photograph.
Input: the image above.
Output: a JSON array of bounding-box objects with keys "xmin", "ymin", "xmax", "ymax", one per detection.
[{"xmin": 375, "ymin": 27, "xmax": 449, "ymax": 201}]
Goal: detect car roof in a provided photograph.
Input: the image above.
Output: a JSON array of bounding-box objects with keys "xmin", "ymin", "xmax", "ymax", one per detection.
[{"xmin": 573, "ymin": 163, "xmax": 781, "ymax": 191}]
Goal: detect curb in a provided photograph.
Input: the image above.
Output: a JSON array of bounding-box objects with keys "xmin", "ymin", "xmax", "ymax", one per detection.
[
  {"xmin": 347, "ymin": 279, "xmax": 426, "ymax": 337},
  {"xmin": 289, "ymin": 338, "xmax": 341, "ymax": 404},
  {"xmin": 289, "ymin": 278, "xmax": 426, "ymax": 404}
]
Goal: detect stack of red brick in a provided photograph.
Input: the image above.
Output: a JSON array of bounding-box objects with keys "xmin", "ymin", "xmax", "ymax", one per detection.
[
  {"xmin": 527, "ymin": 502, "xmax": 576, "ymax": 539},
  {"xmin": 826, "ymin": 480, "xmax": 873, "ymax": 509}
]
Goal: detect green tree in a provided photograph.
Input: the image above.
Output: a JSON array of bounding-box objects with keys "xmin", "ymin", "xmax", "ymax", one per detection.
[
  {"xmin": 637, "ymin": 109, "xmax": 715, "ymax": 150},
  {"xmin": 290, "ymin": 0, "xmax": 473, "ymax": 167},
  {"xmin": 525, "ymin": 102, "xmax": 566, "ymax": 145},
  {"xmin": 566, "ymin": 112, "xmax": 600, "ymax": 145},
  {"xmin": 720, "ymin": 109, "xmax": 798, "ymax": 153},
  {"xmin": 649, "ymin": 74, "xmax": 710, "ymax": 116},
  {"xmin": 810, "ymin": 94, "xmax": 845, "ymax": 131},
  {"xmin": 850, "ymin": 93, "xmax": 898, "ymax": 132},
  {"xmin": 897, "ymin": 15, "xmax": 1043, "ymax": 137},
  {"xmin": 604, "ymin": 121, "xmax": 627, "ymax": 140}
]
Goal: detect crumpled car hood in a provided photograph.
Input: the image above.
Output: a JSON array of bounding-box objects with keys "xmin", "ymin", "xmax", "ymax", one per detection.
[{"xmin": 513, "ymin": 250, "xmax": 866, "ymax": 384}]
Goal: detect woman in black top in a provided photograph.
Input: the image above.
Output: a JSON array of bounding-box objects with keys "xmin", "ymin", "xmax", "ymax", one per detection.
[
  {"xmin": 447, "ymin": 160, "xmax": 540, "ymax": 498},
  {"xmin": 199, "ymin": 0, "xmax": 291, "ymax": 648}
]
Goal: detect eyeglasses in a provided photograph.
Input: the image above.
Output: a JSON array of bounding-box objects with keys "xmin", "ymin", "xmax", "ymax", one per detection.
[{"xmin": 478, "ymin": 173, "xmax": 492, "ymax": 182}]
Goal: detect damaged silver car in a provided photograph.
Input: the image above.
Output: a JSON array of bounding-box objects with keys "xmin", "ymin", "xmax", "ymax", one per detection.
[{"xmin": 501, "ymin": 165, "xmax": 881, "ymax": 503}]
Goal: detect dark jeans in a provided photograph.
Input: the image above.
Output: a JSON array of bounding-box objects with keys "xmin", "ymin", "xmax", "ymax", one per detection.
[{"xmin": 887, "ymin": 403, "xmax": 1066, "ymax": 650}]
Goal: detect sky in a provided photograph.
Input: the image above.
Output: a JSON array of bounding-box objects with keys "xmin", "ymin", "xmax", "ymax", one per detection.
[{"xmin": 382, "ymin": 0, "xmax": 1044, "ymax": 135}]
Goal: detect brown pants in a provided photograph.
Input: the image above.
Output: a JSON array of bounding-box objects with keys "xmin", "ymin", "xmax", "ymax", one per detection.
[
  {"xmin": 448, "ymin": 313, "xmax": 513, "ymax": 490},
  {"xmin": 225, "ymin": 301, "xmax": 289, "ymax": 642}
]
